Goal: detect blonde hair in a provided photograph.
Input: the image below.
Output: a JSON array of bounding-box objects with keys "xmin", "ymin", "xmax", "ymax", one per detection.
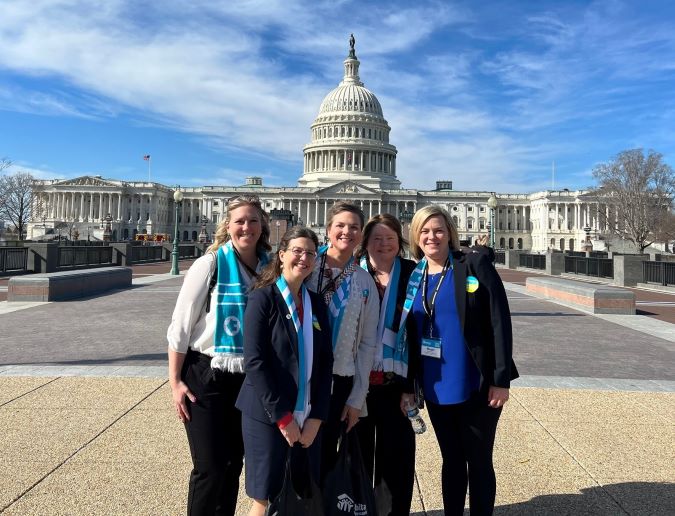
[
  {"xmin": 207, "ymin": 195, "xmax": 271, "ymax": 254},
  {"xmin": 408, "ymin": 205, "xmax": 460, "ymax": 260}
]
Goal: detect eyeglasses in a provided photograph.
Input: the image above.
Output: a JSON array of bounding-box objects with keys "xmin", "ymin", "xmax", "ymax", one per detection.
[{"xmin": 288, "ymin": 247, "xmax": 317, "ymax": 259}]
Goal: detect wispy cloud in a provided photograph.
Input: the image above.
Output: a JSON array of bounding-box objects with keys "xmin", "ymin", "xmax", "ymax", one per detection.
[{"xmin": 0, "ymin": 0, "xmax": 673, "ymax": 192}]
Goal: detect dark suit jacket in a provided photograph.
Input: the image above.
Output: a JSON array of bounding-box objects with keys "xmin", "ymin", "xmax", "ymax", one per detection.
[
  {"xmin": 236, "ymin": 284, "xmax": 334, "ymax": 425},
  {"xmin": 408, "ymin": 250, "xmax": 518, "ymax": 392}
]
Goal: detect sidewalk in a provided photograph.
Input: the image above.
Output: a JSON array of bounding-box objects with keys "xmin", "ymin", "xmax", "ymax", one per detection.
[{"xmin": 0, "ymin": 266, "xmax": 673, "ymax": 515}]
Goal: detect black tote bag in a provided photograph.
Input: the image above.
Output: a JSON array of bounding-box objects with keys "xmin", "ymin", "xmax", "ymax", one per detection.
[
  {"xmin": 265, "ymin": 445, "xmax": 324, "ymax": 516},
  {"xmin": 323, "ymin": 425, "xmax": 378, "ymax": 516}
]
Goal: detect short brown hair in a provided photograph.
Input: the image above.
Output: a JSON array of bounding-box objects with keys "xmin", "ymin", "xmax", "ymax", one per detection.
[
  {"xmin": 408, "ymin": 205, "xmax": 460, "ymax": 260},
  {"xmin": 356, "ymin": 213, "xmax": 406, "ymax": 259},
  {"xmin": 326, "ymin": 201, "xmax": 365, "ymax": 230}
]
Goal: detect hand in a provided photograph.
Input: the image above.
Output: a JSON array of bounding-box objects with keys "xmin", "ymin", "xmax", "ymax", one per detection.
[
  {"xmin": 476, "ymin": 234, "xmax": 489, "ymax": 247},
  {"xmin": 170, "ymin": 380, "xmax": 196, "ymax": 423},
  {"xmin": 487, "ymin": 386, "xmax": 509, "ymax": 408},
  {"xmin": 400, "ymin": 393, "xmax": 415, "ymax": 417},
  {"xmin": 298, "ymin": 418, "xmax": 322, "ymax": 448},
  {"xmin": 279, "ymin": 420, "xmax": 301, "ymax": 446},
  {"xmin": 341, "ymin": 405, "xmax": 361, "ymax": 432}
]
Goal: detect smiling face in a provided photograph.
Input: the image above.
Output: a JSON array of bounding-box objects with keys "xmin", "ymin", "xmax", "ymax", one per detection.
[
  {"xmin": 226, "ymin": 204, "xmax": 262, "ymax": 254},
  {"xmin": 279, "ymin": 237, "xmax": 317, "ymax": 284},
  {"xmin": 366, "ymin": 223, "xmax": 399, "ymax": 264},
  {"xmin": 419, "ymin": 215, "xmax": 450, "ymax": 262},
  {"xmin": 327, "ymin": 211, "xmax": 362, "ymax": 255}
]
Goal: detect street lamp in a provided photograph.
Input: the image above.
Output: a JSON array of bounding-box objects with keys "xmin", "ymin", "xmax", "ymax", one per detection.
[
  {"xmin": 171, "ymin": 188, "xmax": 184, "ymax": 275},
  {"xmin": 487, "ymin": 194, "xmax": 498, "ymax": 248},
  {"xmin": 275, "ymin": 220, "xmax": 281, "ymax": 249}
]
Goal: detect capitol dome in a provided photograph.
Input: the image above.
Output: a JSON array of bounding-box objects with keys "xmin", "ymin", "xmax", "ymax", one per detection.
[{"xmin": 298, "ymin": 36, "xmax": 400, "ymax": 190}]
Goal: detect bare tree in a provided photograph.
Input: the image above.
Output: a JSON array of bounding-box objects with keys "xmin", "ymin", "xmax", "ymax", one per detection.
[
  {"xmin": 591, "ymin": 149, "xmax": 675, "ymax": 254},
  {"xmin": 0, "ymin": 169, "xmax": 35, "ymax": 241}
]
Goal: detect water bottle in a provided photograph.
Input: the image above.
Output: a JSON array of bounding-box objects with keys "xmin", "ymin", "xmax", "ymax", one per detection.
[{"xmin": 404, "ymin": 398, "xmax": 427, "ymax": 434}]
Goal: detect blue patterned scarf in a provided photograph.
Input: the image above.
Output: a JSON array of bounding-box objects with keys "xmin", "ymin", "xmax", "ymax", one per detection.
[
  {"xmin": 360, "ymin": 256, "xmax": 403, "ymax": 374},
  {"xmin": 212, "ymin": 241, "xmax": 269, "ymax": 372},
  {"xmin": 317, "ymin": 245, "xmax": 355, "ymax": 350},
  {"xmin": 276, "ymin": 275, "xmax": 313, "ymax": 427}
]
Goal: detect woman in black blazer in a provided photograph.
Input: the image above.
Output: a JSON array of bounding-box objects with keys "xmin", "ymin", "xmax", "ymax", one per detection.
[
  {"xmin": 404, "ymin": 205, "xmax": 518, "ymax": 516},
  {"xmin": 236, "ymin": 227, "xmax": 333, "ymax": 516}
]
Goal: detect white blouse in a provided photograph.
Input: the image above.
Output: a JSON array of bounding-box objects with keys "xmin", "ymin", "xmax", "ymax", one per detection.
[{"xmin": 167, "ymin": 252, "xmax": 254, "ymax": 356}]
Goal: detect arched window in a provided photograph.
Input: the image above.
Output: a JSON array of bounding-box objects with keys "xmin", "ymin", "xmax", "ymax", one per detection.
[
  {"xmin": 508, "ymin": 238, "xmax": 514, "ymax": 249},
  {"xmin": 348, "ymin": 127, "xmax": 352, "ymax": 137},
  {"xmin": 183, "ymin": 230, "xmax": 189, "ymax": 240},
  {"xmin": 550, "ymin": 237, "xmax": 555, "ymax": 248},
  {"xmin": 500, "ymin": 237, "xmax": 505, "ymax": 248},
  {"xmin": 560, "ymin": 238, "xmax": 565, "ymax": 250},
  {"xmin": 517, "ymin": 238, "xmax": 523, "ymax": 249},
  {"xmin": 192, "ymin": 231, "xmax": 198, "ymax": 241},
  {"xmin": 569, "ymin": 238, "xmax": 575, "ymax": 251}
]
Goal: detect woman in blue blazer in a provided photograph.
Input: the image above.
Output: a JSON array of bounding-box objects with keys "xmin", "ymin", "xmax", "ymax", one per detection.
[{"xmin": 236, "ymin": 226, "xmax": 333, "ymax": 516}]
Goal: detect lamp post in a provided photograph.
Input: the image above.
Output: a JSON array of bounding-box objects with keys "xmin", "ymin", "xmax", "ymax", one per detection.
[
  {"xmin": 487, "ymin": 194, "xmax": 497, "ymax": 248},
  {"xmin": 171, "ymin": 188, "xmax": 184, "ymax": 275},
  {"xmin": 275, "ymin": 220, "xmax": 281, "ymax": 249}
]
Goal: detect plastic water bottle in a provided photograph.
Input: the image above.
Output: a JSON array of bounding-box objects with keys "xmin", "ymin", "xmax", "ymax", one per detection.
[{"xmin": 404, "ymin": 399, "xmax": 427, "ymax": 434}]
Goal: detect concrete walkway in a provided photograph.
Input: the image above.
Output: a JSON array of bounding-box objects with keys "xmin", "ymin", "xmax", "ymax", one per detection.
[{"xmin": 0, "ymin": 267, "xmax": 673, "ymax": 515}]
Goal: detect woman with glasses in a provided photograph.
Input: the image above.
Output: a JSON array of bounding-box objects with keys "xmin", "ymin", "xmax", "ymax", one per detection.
[
  {"xmin": 236, "ymin": 227, "xmax": 333, "ymax": 516},
  {"xmin": 305, "ymin": 201, "xmax": 379, "ymax": 481},
  {"xmin": 402, "ymin": 205, "xmax": 518, "ymax": 516},
  {"xmin": 355, "ymin": 213, "xmax": 417, "ymax": 516},
  {"xmin": 167, "ymin": 195, "xmax": 271, "ymax": 515}
]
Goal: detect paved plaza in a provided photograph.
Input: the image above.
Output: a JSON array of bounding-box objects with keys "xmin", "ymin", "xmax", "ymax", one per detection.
[{"xmin": 0, "ymin": 264, "xmax": 673, "ymax": 515}]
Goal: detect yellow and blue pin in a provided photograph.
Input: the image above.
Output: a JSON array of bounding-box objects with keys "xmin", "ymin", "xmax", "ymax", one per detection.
[{"xmin": 466, "ymin": 275, "xmax": 479, "ymax": 293}]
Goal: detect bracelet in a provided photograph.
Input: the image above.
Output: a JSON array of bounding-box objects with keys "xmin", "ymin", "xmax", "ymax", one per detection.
[{"xmin": 276, "ymin": 413, "xmax": 293, "ymax": 429}]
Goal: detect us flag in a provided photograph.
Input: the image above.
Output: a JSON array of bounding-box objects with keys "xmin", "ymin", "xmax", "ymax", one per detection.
[{"xmin": 143, "ymin": 155, "xmax": 151, "ymax": 160}]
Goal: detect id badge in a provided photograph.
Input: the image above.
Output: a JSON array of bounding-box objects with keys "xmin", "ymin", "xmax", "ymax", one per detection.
[{"xmin": 421, "ymin": 337, "xmax": 441, "ymax": 359}]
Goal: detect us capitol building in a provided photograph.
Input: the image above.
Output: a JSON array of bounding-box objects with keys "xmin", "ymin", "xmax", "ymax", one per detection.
[{"xmin": 28, "ymin": 39, "xmax": 614, "ymax": 253}]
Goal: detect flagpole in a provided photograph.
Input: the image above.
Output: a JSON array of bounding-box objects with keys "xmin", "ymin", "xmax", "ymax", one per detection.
[{"xmin": 148, "ymin": 157, "xmax": 152, "ymax": 182}]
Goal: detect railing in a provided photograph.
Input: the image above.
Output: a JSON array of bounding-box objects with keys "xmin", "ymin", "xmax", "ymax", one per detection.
[
  {"xmin": 494, "ymin": 250, "xmax": 505, "ymax": 265},
  {"xmin": 0, "ymin": 247, "xmax": 28, "ymax": 273},
  {"xmin": 564, "ymin": 256, "xmax": 614, "ymax": 278},
  {"xmin": 130, "ymin": 245, "xmax": 164, "ymax": 263},
  {"xmin": 519, "ymin": 253, "xmax": 546, "ymax": 270},
  {"xmin": 57, "ymin": 246, "xmax": 113, "ymax": 268},
  {"xmin": 643, "ymin": 261, "xmax": 675, "ymax": 286},
  {"xmin": 178, "ymin": 244, "xmax": 197, "ymax": 258},
  {"xmin": 566, "ymin": 251, "xmax": 609, "ymax": 258}
]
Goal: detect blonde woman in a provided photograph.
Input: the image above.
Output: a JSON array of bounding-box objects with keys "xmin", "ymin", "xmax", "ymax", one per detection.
[
  {"xmin": 167, "ymin": 195, "xmax": 271, "ymax": 516},
  {"xmin": 305, "ymin": 201, "xmax": 379, "ymax": 481},
  {"xmin": 401, "ymin": 205, "xmax": 518, "ymax": 515}
]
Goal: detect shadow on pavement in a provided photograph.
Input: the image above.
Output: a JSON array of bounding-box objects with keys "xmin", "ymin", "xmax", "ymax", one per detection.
[
  {"xmin": 413, "ymin": 481, "xmax": 675, "ymax": 515},
  {"xmin": 0, "ymin": 353, "xmax": 167, "ymax": 366},
  {"xmin": 510, "ymin": 312, "xmax": 585, "ymax": 317}
]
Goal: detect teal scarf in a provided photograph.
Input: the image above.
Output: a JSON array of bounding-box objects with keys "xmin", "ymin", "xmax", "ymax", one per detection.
[
  {"xmin": 360, "ymin": 256, "xmax": 403, "ymax": 374},
  {"xmin": 276, "ymin": 275, "xmax": 313, "ymax": 427},
  {"xmin": 213, "ymin": 241, "xmax": 269, "ymax": 372}
]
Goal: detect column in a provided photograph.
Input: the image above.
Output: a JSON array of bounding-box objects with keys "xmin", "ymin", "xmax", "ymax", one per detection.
[
  {"xmin": 306, "ymin": 201, "xmax": 310, "ymax": 226},
  {"xmin": 324, "ymin": 200, "xmax": 328, "ymax": 225},
  {"xmin": 378, "ymin": 200, "xmax": 381, "ymax": 215},
  {"xmin": 314, "ymin": 200, "xmax": 319, "ymax": 225},
  {"xmin": 117, "ymin": 194, "xmax": 122, "ymax": 220},
  {"xmin": 369, "ymin": 200, "xmax": 373, "ymax": 219}
]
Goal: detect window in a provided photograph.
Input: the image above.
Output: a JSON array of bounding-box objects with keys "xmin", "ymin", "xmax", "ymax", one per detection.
[
  {"xmin": 468, "ymin": 206, "xmax": 474, "ymax": 212},
  {"xmin": 480, "ymin": 206, "xmax": 485, "ymax": 212}
]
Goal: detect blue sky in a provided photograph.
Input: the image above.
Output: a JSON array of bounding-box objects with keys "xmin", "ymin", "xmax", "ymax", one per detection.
[{"xmin": 1, "ymin": 0, "xmax": 674, "ymax": 193}]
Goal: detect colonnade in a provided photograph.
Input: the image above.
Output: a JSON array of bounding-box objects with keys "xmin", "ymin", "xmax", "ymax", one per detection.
[
  {"xmin": 304, "ymin": 149, "xmax": 395, "ymax": 176},
  {"xmin": 37, "ymin": 191, "xmax": 169, "ymax": 225}
]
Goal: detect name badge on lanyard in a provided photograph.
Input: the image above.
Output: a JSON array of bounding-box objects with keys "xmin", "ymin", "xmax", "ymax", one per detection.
[
  {"xmin": 421, "ymin": 337, "xmax": 441, "ymax": 358},
  {"xmin": 420, "ymin": 255, "xmax": 452, "ymax": 360}
]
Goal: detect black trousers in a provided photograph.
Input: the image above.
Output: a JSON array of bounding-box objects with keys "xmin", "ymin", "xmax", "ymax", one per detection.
[
  {"xmin": 426, "ymin": 392, "xmax": 502, "ymax": 516},
  {"xmin": 181, "ymin": 349, "xmax": 244, "ymax": 516},
  {"xmin": 356, "ymin": 383, "xmax": 416, "ymax": 516},
  {"xmin": 320, "ymin": 375, "xmax": 353, "ymax": 484}
]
